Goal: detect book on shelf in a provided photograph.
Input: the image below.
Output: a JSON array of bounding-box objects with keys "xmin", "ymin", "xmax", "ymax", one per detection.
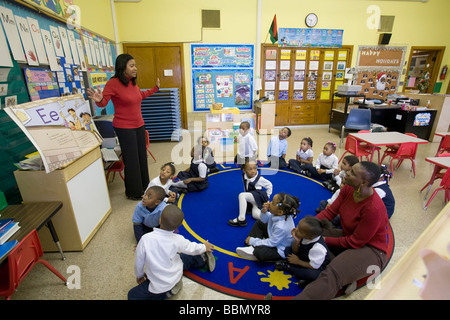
[
  {"xmin": 0, "ymin": 221, "xmax": 20, "ymax": 245},
  {"xmin": 0, "ymin": 240, "xmax": 19, "ymax": 261}
]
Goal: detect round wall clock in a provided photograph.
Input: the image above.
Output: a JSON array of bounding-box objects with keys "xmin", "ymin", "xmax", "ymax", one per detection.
[{"xmin": 305, "ymin": 13, "xmax": 318, "ymax": 28}]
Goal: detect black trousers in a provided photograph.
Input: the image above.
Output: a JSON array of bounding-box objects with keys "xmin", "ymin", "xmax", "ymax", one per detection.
[
  {"xmin": 248, "ymin": 220, "xmax": 283, "ymax": 261},
  {"xmin": 114, "ymin": 126, "xmax": 149, "ymax": 198}
]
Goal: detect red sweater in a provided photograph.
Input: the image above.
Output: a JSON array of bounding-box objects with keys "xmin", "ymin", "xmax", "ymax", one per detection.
[
  {"xmin": 317, "ymin": 185, "xmax": 388, "ymax": 253},
  {"xmin": 95, "ymin": 77, "xmax": 159, "ymax": 129}
]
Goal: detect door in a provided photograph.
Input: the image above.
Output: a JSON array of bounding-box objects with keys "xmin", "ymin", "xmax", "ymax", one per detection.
[
  {"xmin": 404, "ymin": 46, "xmax": 445, "ymax": 94},
  {"xmin": 123, "ymin": 43, "xmax": 187, "ymax": 128}
]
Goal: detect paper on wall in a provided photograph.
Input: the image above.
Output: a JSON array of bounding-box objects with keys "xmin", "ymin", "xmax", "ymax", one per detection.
[
  {"xmin": 14, "ymin": 15, "xmax": 39, "ymax": 66},
  {"xmin": 26, "ymin": 17, "xmax": 49, "ymax": 65},
  {"xmin": 0, "ymin": 21, "xmax": 13, "ymax": 67},
  {"xmin": 41, "ymin": 28, "xmax": 62, "ymax": 71},
  {"xmin": 0, "ymin": 6, "xmax": 26, "ymax": 62},
  {"xmin": 58, "ymin": 26, "xmax": 73, "ymax": 64},
  {"xmin": 49, "ymin": 25, "xmax": 64, "ymax": 57},
  {"xmin": 67, "ymin": 30, "xmax": 80, "ymax": 66}
]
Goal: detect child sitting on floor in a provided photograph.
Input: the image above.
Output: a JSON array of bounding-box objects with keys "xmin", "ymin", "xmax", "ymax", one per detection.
[
  {"xmin": 236, "ymin": 193, "xmax": 300, "ymax": 262},
  {"xmin": 301, "ymin": 141, "xmax": 339, "ymax": 181},
  {"xmin": 316, "ymin": 155, "xmax": 359, "ymax": 213},
  {"xmin": 132, "ymin": 186, "xmax": 168, "ymax": 243},
  {"xmin": 146, "ymin": 162, "xmax": 177, "ymax": 203},
  {"xmin": 171, "ymin": 145, "xmax": 209, "ymax": 193},
  {"xmin": 235, "ymin": 121, "xmax": 258, "ymax": 165},
  {"xmin": 373, "ymin": 165, "xmax": 395, "ymax": 219},
  {"xmin": 228, "ymin": 159, "xmax": 273, "ymax": 227},
  {"xmin": 198, "ymin": 136, "xmax": 219, "ymax": 173},
  {"xmin": 275, "ymin": 216, "xmax": 332, "ymax": 288},
  {"xmin": 288, "ymin": 137, "xmax": 314, "ymax": 173},
  {"xmin": 128, "ymin": 205, "xmax": 215, "ymax": 300},
  {"xmin": 267, "ymin": 127, "xmax": 291, "ymax": 169}
]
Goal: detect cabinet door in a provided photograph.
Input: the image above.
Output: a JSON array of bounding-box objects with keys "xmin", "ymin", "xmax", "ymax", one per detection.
[
  {"xmin": 275, "ymin": 102, "xmax": 290, "ymax": 126},
  {"xmin": 261, "ymin": 45, "xmax": 278, "ymax": 101},
  {"xmin": 290, "ymin": 102, "xmax": 316, "ymax": 125}
]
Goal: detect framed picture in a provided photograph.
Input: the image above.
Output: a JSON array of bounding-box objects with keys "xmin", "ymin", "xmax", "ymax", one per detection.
[
  {"xmin": 337, "ymin": 61, "xmax": 346, "ymax": 70},
  {"xmin": 323, "ymin": 72, "xmax": 332, "ymax": 81},
  {"xmin": 323, "ymin": 62, "xmax": 333, "ymax": 71},
  {"xmin": 336, "ymin": 71, "xmax": 344, "ymax": 79}
]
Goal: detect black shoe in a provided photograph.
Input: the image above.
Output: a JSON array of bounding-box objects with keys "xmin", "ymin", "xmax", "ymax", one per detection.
[
  {"xmin": 227, "ymin": 218, "xmax": 247, "ymax": 227},
  {"xmin": 275, "ymin": 260, "xmax": 290, "ymax": 271},
  {"xmin": 298, "ymin": 279, "xmax": 310, "ymax": 289},
  {"xmin": 172, "ymin": 187, "xmax": 187, "ymax": 194},
  {"xmin": 209, "ymin": 167, "xmax": 220, "ymax": 173}
]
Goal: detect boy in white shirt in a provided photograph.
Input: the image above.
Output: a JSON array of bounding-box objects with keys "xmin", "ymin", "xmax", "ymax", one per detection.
[
  {"xmin": 235, "ymin": 121, "xmax": 258, "ymax": 165},
  {"xmin": 128, "ymin": 205, "xmax": 215, "ymax": 300}
]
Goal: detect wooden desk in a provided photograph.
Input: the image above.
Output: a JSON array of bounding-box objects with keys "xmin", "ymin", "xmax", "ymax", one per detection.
[
  {"xmin": 365, "ymin": 202, "xmax": 450, "ymax": 300},
  {"xmin": 0, "ymin": 202, "xmax": 65, "ymax": 264},
  {"xmin": 349, "ymin": 132, "xmax": 429, "ymax": 162}
]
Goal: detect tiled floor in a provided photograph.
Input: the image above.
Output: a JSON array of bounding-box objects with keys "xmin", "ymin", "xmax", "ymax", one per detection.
[{"xmin": 7, "ymin": 125, "xmax": 446, "ymax": 300}]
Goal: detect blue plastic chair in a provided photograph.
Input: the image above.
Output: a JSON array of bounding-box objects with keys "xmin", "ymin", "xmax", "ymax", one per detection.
[{"xmin": 340, "ymin": 109, "xmax": 372, "ymax": 148}]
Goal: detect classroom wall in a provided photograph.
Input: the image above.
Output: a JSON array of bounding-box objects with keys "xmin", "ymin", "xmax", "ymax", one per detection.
[
  {"xmin": 108, "ymin": 0, "xmax": 450, "ymax": 112},
  {"xmin": 73, "ymin": 0, "xmax": 116, "ymax": 41}
]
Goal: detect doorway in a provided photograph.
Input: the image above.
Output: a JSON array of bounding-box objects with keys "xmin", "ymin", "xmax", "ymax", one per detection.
[
  {"xmin": 122, "ymin": 43, "xmax": 187, "ymax": 128},
  {"xmin": 404, "ymin": 46, "xmax": 445, "ymax": 94}
]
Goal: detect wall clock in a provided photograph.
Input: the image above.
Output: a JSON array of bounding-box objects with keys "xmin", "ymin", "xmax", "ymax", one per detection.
[{"xmin": 305, "ymin": 13, "xmax": 318, "ymax": 28}]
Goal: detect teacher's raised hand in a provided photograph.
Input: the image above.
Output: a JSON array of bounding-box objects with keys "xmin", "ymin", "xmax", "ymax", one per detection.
[{"xmin": 86, "ymin": 86, "xmax": 103, "ymax": 103}]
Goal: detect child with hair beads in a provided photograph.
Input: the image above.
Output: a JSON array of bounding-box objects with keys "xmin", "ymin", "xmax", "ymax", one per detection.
[
  {"xmin": 132, "ymin": 186, "xmax": 168, "ymax": 242},
  {"xmin": 228, "ymin": 159, "xmax": 273, "ymax": 227},
  {"xmin": 146, "ymin": 162, "xmax": 177, "ymax": 203},
  {"xmin": 236, "ymin": 193, "xmax": 300, "ymax": 261},
  {"xmin": 301, "ymin": 142, "xmax": 339, "ymax": 181},
  {"xmin": 171, "ymin": 145, "xmax": 209, "ymax": 193},
  {"xmin": 275, "ymin": 216, "xmax": 332, "ymax": 288},
  {"xmin": 235, "ymin": 121, "xmax": 258, "ymax": 165},
  {"xmin": 198, "ymin": 136, "xmax": 219, "ymax": 173},
  {"xmin": 373, "ymin": 165, "xmax": 395, "ymax": 218},
  {"xmin": 288, "ymin": 137, "xmax": 314, "ymax": 173},
  {"xmin": 267, "ymin": 127, "xmax": 291, "ymax": 169},
  {"xmin": 128, "ymin": 205, "xmax": 215, "ymax": 300},
  {"xmin": 316, "ymin": 155, "xmax": 359, "ymax": 213}
]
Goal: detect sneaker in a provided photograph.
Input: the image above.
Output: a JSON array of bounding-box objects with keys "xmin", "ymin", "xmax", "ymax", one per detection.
[
  {"xmin": 167, "ymin": 278, "xmax": 183, "ymax": 297},
  {"xmin": 227, "ymin": 218, "xmax": 247, "ymax": 227},
  {"xmin": 204, "ymin": 252, "xmax": 216, "ymax": 272},
  {"xmin": 236, "ymin": 246, "xmax": 257, "ymax": 260},
  {"xmin": 300, "ymin": 170, "xmax": 311, "ymax": 177}
]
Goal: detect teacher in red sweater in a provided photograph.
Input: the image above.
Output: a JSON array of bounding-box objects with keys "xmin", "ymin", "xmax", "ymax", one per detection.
[
  {"xmin": 87, "ymin": 54, "xmax": 160, "ymax": 200},
  {"xmin": 294, "ymin": 161, "xmax": 389, "ymax": 299}
]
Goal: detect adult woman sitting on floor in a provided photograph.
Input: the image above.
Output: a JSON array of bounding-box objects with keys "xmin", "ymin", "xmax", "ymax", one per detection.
[{"xmin": 294, "ymin": 161, "xmax": 389, "ymax": 300}]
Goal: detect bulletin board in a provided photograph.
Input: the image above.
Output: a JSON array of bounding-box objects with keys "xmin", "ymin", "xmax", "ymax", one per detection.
[
  {"xmin": 191, "ymin": 44, "xmax": 254, "ymax": 112},
  {"xmin": 278, "ymin": 28, "xmax": 344, "ymax": 48}
]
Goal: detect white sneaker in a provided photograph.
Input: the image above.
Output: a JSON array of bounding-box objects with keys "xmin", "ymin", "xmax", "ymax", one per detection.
[{"xmin": 236, "ymin": 246, "xmax": 258, "ymax": 260}]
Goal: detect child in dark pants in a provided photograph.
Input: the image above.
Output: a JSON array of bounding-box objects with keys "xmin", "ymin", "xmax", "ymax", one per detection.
[
  {"xmin": 300, "ymin": 142, "xmax": 339, "ymax": 181},
  {"xmin": 171, "ymin": 145, "xmax": 209, "ymax": 193},
  {"xmin": 275, "ymin": 216, "xmax": 332, "ymax": 288}
]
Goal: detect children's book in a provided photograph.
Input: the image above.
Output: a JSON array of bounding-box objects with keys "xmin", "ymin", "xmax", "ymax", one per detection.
[
  {"xmin": 0, "ymin": 222, "xmax": 20, "ymax": 245},
  {"xmin": 0, "ymin": 240, "xmax": 18, "ymax": 261}
]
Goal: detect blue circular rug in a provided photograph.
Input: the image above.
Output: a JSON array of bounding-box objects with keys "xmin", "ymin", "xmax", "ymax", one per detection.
[{"xmin": 177, "ymin": 162, "xmax": 394, "ymax": 300}]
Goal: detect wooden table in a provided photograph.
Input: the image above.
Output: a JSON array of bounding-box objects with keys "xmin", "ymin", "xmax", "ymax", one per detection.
[
  {"xmin": 0, "ymin": 202, "xmax": 65, "ymax": 264},
  {"xmin": 349, "ymin": 131, "xmax": 429, "ymax": 162}
]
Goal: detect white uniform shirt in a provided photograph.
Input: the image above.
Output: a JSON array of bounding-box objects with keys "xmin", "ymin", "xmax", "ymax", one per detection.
[
  {"xmin": 237, "ymin": 133, "xmax": 258, "ymax": 158},
  {"xmin": 145, "ymin": 176, "xmax": 174, "ymax": 202},
  {"xmin": 301, "ymin": 236, "xmax": 328, "ymax": 269},
  {"xmin": 134, "ymin": 228, "xmax": 206, "ymax": 294},
  {"xmin": 315, "ymin": 153, "xmax": 339, "ymax": 174},
  {"xmin": 243, "ymin": 172, "xmax": 273, "ymax": 199}
]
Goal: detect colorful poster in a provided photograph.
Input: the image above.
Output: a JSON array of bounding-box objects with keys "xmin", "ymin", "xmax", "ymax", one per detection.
[
  {"xmin": 279, "ymin": 28, "xmax": 343, "ymax": 48},
  {"xmin": 23, "ymin": 67, "xmax": 60, "ymax": 101},
  {"xmin": 191, "ymin": 44, "xmax": 254, "ymax": 111}
]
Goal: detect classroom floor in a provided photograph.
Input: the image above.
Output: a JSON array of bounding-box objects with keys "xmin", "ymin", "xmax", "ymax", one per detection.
[{"xmin": 7, "ymin": 124, "xmax": 446, "ymax": 300}]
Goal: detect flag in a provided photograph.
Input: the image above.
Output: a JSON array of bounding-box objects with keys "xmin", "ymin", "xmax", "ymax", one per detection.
[{"xmin": 269, "ymin": 14, "xmax": 278, "ymax": 44}]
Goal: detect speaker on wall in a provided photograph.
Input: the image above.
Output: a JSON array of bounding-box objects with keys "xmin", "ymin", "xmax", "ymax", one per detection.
[{"xmin": 379, "ymin": 33, "xmax": 392, "ymax": 45}]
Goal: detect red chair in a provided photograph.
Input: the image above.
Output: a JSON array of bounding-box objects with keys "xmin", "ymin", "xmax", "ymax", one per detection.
[
  {"xmin": 357, "ymin": 130, "xmax": 381, "ymax": 164},
  {"xmin": 380, "ymin": 141, "xmax": 418, "ymax": 177},
  {"xmin": 106, "ymin": 157, "xmax": 125, "ymax": 182},
  {"xmin": 423, "ymin": 168, "xmax": 450, "ymax": 210},
  {"xmin": 339, "ymin": 134, "xmax": 372, "ymax": 163},
  {"xmin": 0, "ymin": 230, "xmax": 66, "ymax": 300},
  {"xmin": 420, "ymin": 153, "xmax": 450, "ymax": 199},
  {"xmin": 382, "ymin": 133, "xmax": 417, "ymax": 157},
  {"xmin": 145, "ymin": 130, "xmax": 156, "ymax": 162},
  {"xmin": 435, "ymin": 135, "xmax": 450, "ymax": 156}
]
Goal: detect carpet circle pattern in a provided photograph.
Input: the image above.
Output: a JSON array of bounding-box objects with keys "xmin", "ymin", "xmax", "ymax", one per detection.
[{"xmin": 177, "ymin": 163, "xmax": 394, "ymax": 300}]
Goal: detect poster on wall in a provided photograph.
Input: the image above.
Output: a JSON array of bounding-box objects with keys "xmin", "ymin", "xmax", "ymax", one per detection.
[
  {"xmin": 191, "ymin": 44, "xmax": 254, "ymax": 111},
  {"xmin": 4, "ymin": 95, "xmax": 101, "ymax": 173},
  {"xmin": 356, "ymin": 46, "xmax": 406, "ymax": 100},
  {"xmin": 278, "ymin": 28, "xmax": 343, "ymax": 48}
]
